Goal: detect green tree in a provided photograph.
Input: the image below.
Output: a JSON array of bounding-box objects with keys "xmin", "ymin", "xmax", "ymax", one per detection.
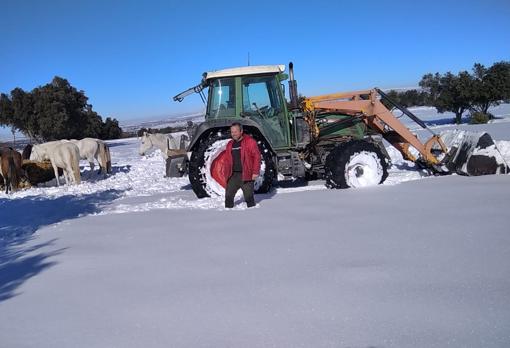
[
  {"xmin": 420, "ymin": 71, "xmax": 474, "ymax": 124},
  {"xmin": 1, "ymin": 76, "xmax": 123, "ymax": 141},
  {"xmin": 380, "ymin": 90, "xmax": 401, "ymax": 110},
  {"xmin": 380, "ymin": 89, "xmax": 430, "ymax": 110},
  {"xmin": 470, "ymin": 61, "xmax": 510, "ymax": 115},
  {"xmin": 31, "ymin": 76, "xmax": 92, "ymax": 140},
  {"xmin": 101, "ymin": 117, "xmax": 122, "ymax": 140},
  {"xmin": 137, "ymin": 127, "xmax": 149, "ymax": 137},
  {"xmin": 0, "ymin": 93, "xmax": 14, "ymax": 126},
  {"xmin": 10, "ymin": 87, "xmax": 39, "ymax": 140},
  {"xmin": 82, "ymin": 106, "xmax": 103, "ymax": 138},
  {"xmin": 400, "ymin": 89, "xmax": 429, "ymax": 107}
]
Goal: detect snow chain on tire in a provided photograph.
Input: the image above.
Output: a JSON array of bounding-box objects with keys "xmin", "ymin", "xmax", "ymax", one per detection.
[{"xmin": 325, "ymin": 140, "xmax": 389, "ymax": 189}]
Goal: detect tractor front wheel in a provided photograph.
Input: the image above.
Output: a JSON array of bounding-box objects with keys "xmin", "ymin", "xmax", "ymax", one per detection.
[
  {"xmin": 188, "ymin": 132, "xmax": 275, "ymax": 198},
  {"xmin": 325, "ymin": 140, "xmax": 389, "ymax": 189}
]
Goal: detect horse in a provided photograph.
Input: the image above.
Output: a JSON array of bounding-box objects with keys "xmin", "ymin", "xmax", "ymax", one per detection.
[
  {"xmin": 139, "ymin": 132, "xmax": 188, "ymax": 160},
  {"xmin": 30, "ymin": 142, "xmax": 81, "ymax": 186},
  {"xmin": 24, "ymin": 139, "xmax": 112, "ymax": 174},
  {"xmin": 100, "ymin": 139, "xmax": 112, "ymax": 174},
  {"xmin": 22, "ymin": 144, "xmax": 33, "ymax": 160},
  {"xmin": 0, "ymin": 147, "xmax": 23, "ymax": 194},
  {"xmin": 64, "ymin": 138, "xmax": 112, "ymax": 175},
  {"xmin": 26, "ymin": 140, "xmax": 61, "ymax": 162}
]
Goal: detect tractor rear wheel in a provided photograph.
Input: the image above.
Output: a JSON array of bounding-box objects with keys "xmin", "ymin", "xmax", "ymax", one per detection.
[
  {"xmin": 188, "ymin": 132, "xmax": 275, "ymax": 198},
  {"xmin": 325, "ymin": 140, "xmax": 388, "ymax": 189}
]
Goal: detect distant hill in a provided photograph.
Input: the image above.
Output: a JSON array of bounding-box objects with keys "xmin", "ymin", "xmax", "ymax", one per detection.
[{"xmin": 121, "ymin": 112, "xmax": 205, "ymax": 133}]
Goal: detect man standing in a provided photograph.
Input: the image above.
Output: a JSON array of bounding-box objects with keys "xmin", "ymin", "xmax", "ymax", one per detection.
[{"xmin": 223, "ymin": 122, "xmax": 261, "ymax": 208}]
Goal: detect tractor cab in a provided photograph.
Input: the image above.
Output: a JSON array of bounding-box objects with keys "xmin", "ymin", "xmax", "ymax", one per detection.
[{"xmin": 198, "ymin": 65, "xmax": 291, "ymax": 149}]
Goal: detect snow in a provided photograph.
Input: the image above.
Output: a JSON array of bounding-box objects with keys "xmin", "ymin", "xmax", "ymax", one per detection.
[
  {"xmin": 398, "ymin": 103, "xmax": 510, "ymax": 130},
  {"xmin": 1, "ymin": 107, "xmax": 510, "ymax": 347}
]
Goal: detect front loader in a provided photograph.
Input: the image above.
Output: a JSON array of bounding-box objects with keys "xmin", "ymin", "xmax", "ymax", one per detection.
[{"xmin": 173, "ymin": 62, "xmax": 508, "ymax": 198}]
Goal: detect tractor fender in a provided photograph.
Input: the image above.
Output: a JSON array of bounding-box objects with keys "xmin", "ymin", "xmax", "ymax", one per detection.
[{"xmin": 188, "ymin": 118, "xmax": 276, "ymax": 154}]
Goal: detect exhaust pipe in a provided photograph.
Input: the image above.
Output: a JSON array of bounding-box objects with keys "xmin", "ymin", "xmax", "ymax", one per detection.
[{"xmin": 288, "ymin": 62, "xmax": 299, "ymax": 110}]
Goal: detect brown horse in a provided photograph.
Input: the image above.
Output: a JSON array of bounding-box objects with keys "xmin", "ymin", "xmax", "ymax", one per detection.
[
  {"xmin": 0, "ymin": 147, "xmax": 23, "ymax": 194},
  {"xmin": 22, "ymin": 143, "xmax": 33, "ymax": 160}
]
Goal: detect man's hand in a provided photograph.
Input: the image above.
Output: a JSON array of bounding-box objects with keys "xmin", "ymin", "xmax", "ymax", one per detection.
[{"xmin": 252, "ymin": 174, "xmax": 258, "ymax": 181}]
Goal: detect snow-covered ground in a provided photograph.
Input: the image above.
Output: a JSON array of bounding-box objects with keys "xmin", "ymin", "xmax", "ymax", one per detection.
[{"xmin": 1, "ymin": 107, "xmax": 510, "ymax": 347}]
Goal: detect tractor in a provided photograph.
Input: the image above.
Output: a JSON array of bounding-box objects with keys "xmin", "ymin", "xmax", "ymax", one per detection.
[{"xmin": 173, "ymin": 63, "xmax": 508, "ymax": 198}]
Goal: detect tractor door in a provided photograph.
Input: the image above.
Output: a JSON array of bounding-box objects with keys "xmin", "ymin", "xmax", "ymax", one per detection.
[{"xmin": 241, "ymin": 75, "xmax": 290, "ymax": 148}]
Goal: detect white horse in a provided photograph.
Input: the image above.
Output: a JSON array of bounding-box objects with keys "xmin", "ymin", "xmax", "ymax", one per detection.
[
  {"xmin": 62, "ymin": 138, "xmax": 111, "ymax": 175},
  {"xmin": 139, "ymin": 132, "xmax": 182, "ymax": 160},
  {"xmin": 30, "ymin": 142, "xmax": 81, "ymax": 186}
]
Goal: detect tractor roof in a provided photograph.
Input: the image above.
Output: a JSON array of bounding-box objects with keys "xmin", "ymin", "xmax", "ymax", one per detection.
[{"xmin": 203, "ymin": 65, "xmax": 285, "ymax": 81}]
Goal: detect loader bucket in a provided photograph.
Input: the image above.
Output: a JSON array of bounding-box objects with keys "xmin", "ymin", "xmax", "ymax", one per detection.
[
  {"xmin": 165, "ymin": 150, "xmax": 188, "ymax": 178},
  {"xmin": 439, "ymin": 130, "xmax": 509, "ymax": 176}
]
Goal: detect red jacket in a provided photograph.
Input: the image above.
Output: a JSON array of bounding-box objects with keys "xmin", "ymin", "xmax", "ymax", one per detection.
[{"xmin": 223, "ymin": 134, "xmax": 261, "ymax": 181}]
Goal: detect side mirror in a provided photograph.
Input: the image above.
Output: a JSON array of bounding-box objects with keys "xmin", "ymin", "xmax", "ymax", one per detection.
[{"xmin": 281, "ymin": 83, "xmax": 286, "ymax": 98}]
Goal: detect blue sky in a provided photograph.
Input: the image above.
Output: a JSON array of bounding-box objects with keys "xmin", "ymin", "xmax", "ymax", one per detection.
[{"xmin": 1, "ymin": 0, "xmax": 509, "ymax": 125}]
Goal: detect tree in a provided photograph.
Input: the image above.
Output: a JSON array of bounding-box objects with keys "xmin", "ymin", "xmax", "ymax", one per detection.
[
  {"xmin": 0, "ymin": 93, "xmax": 17, "ymax": 143},
  {"xmin": 420, "ymin": 71, "xmax": 474, "ymax": 124},
  {"xmin": 0, "ymin": 93, "xmax": 13, "ymax": 126},
  {"xmin": 101, "ymin": 117, "xmax": 122, "ymax": 140},
  {"xmin": 0, "ymin": 76, "xmax": 123, "ymax": 141},
  {"xmin": 10, "ymin": 87, "xmax": 38, "ymax": 140},
  {"xmin": 31, "ymin": 76, "xmax": 93, "ymax": 140},
  {"xmin": 470, "ymin": 61, "xmax": 510, "ymax": 115},
  {"xmin": 418, "ymin": 61, "xmax": 510, "ymax": 124},
  {"xmin": 83, "ymin": 106, "xmax": 103, "ymax": 138},
  {"xmin": 137, "ymin": 127, "xmax": 149, "ymax": 137},
  {"xmin": 380, "ymin": 90, "xmax": 401, "ymax": 110},
  {"xmin": 380, "ymin": 89, "xmax": 430, "ymax": 110},
  {"xmin": 401, "ymin": 89, "xmax": 429, "ymax": 107}
]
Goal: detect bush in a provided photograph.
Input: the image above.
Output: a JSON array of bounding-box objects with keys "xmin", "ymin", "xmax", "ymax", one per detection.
[{"xmin": 469, "ymin": 112, "xmax": 490, "ymax": 124}]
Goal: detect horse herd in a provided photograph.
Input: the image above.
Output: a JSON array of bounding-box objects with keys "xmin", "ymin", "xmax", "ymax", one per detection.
[
  {"xmin": 0, "ymin": 138, "xmax": 111, "ymax": 194},
  {"xmin": 0, "ymin": 132, "xmax": 188, "ymax": 195}
]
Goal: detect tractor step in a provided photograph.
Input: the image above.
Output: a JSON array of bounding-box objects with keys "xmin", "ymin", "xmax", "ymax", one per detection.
[{"xmin": 276, "ymin": 152, "xmax": 307, "ymax": 180}]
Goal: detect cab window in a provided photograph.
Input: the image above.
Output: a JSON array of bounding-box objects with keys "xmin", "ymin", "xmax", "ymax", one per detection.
[{"xmin": 207, "ymin": 78, "xmax": 236, "ymax": 118}]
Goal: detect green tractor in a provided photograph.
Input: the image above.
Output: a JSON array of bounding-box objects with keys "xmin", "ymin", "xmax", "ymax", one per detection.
[{"xmin": 173, "ymin": 63, "xmax": 508, "ymax": 198}]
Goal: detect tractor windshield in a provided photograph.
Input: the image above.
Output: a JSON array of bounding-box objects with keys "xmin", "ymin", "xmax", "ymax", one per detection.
[{"xmin": 207, "ymin": 78, "xmax": 236, "ymax": 118}]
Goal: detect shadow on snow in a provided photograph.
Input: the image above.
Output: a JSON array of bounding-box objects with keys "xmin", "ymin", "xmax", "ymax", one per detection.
[
  {"xmin": 0, "ymin": 238, "xmax": 66, "ymax": 302},
  {"xmin": 105, "ymin": 141, "xmax": 134, "ymax": 148},
  {"xmin": 0, "ymin": 189, "xmax": 123, "ymax": 241},
  {"xmin": 78, "ymin": 165, "xmax": 132, "ymax": 182},
  {"xmin": 0, "ymin": 189, "xmax": 123, "ymax": 302}
]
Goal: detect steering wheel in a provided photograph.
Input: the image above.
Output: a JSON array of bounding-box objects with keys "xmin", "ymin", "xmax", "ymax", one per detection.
[
  {"xmin": 265, "ymin": 107, "xmax": 275, "ymax": 118},
  {"xmin": 259, "ymin": 105, "xmax": 275, "ymax": 119}
]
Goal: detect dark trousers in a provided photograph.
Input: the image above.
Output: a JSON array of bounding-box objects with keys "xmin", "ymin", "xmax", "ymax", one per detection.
[{"xmin": 225, "ymin": 172, "xmax": 255, "ymax": 208}]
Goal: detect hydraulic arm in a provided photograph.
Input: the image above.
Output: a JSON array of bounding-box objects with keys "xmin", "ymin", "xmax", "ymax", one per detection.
[{"xmin": 303, "ymin": 88, "xmax": 448, "ymax": 167}]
